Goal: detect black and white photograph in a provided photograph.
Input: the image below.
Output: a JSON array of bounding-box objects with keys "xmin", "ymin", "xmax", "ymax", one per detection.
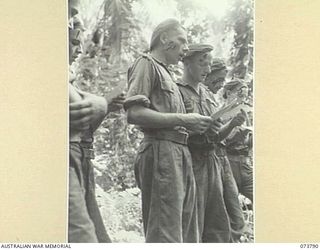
[
  {"xmin": 68, "ymin": 0, "xmax": 254, "ymax": 243},
  {"xmin": 3, "ymin": 0, "xmax": 320, "ymax": 245}
]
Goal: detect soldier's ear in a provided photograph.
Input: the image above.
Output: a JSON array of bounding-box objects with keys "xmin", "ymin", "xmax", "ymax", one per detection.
[{"xmin": 159, "ymin": 32, "xmax": 168, "ymax": 45}]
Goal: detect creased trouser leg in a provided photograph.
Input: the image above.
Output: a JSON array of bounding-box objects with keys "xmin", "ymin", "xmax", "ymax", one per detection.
[
  {"xmin": 68, "ymin": 165, "xmax": 98, "ymax": 243},
  {"xmin": 191, "ymin": 150, "xmax": 245, "ymax": 243},
  {"xmin": 228, "ymin": 157, "xmax": 253, "ymax": 203},
  {"xmin": 220, "ymin": 156, "xmax": 246, "ymax": 242},
  {"xmin": 135, "ymin": 139, "xmax": 199, "ymax": 243}
]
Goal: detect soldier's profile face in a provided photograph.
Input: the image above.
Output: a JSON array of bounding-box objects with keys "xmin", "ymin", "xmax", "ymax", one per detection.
[
  {"xmin": 187, "ymin": 52, "xmax": 212, "ymax": 83},
  {"xmin": 165, "ymin": 27, "xmax": 188, "ymax": 64},
  {"xmin": 204, "ymin": 69, "xmax": 227, "ymax": 94},
  {"xmin": 227, "ymin": 85, "xmax": 248, "ymax": 102},
  {"xmin": 69, "ymin": 28, "xmax": 83, "ymax": 64}
]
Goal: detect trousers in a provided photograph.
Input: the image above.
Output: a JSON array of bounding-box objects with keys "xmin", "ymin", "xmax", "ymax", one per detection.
[
  {"xmin": 134, "ymin": 138, "xmax": 199, "ymax": 242},
  {"xmin": 190, "ymin": 148, "xmax": 245, "ymax": 242},
  {"xmin": 228, "ymin": 154, "xmax": 253, "ymax": 202},
  {"xmin": 68, "ymin": 142, "xmax": 111, "ymax": 243}
]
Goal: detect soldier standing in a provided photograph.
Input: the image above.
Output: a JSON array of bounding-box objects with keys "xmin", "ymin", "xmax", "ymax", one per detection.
[
  {"xmin": 68, "ymin": 1, "xmax": 124, "ymax": 242},
  {"xmin": 178, "ymin": 44, "xmax": 246, "ymax": 242},
  {"xmin": 124, "ymin": 19, "xmax": 213, "ymax": 243}
]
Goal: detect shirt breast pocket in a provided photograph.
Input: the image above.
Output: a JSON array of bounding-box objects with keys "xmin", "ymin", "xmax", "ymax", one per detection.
[
  {"xmin": 159, "ymin": 79, "xmax": 178, "ymax": 111},
  {"xmin": 160, "ymin": 79, "xmax": 174, "ymax": 93},
  {"xmin": 183, "ymin": 97, "xmax": 195, "ymax": 113},
  {"xmin": 203, "ymin": 97, "xmax": 217, "ymax": 116}
]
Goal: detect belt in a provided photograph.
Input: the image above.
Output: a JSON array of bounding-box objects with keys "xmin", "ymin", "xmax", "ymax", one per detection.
[
  {"xmin": 227, "ymin": 153, "xmax": 251, "ymax": 163},
  {"xmin": 81, "ymin": 148, "xmax": 95, "ymax": 159},
  {"xmin": 188, "ymin": 143, "xmax": 215, "ymax": 151},
  {"xmin": 80, "ymin": 141, "xmax": 95, "ymax": 159},
  {"xmin": 214, "ymin": 146, "xmax": 227, "ymax": 156},
  {"xmin": 226, "ymin": 149, "xmax": 251, "ymax": 157},
  {"xmin": 144, "ymin": 130, "xmax": 189, "ymax": 145}
]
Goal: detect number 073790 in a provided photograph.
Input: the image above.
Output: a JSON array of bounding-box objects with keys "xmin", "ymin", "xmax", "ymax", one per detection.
[{"xmin": 300, "ymin": 244, "xmax": 319, "ymax": 248}]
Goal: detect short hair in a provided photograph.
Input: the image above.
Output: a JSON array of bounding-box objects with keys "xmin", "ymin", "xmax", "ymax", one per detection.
[{"xmin": 150, "ymin": 18, "xmax": 183, "ymax": 51}]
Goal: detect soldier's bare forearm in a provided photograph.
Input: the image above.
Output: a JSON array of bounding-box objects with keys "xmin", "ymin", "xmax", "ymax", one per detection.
[
  {"xmin": 217, "ymin": 121, "xmax": 235, "ymax": 141},
  {"xmin": 127, "ymin": 105, "xmax": 185, "ymax": 129},
  {"xmin": 127, "ymin": 105, "xmax": 212, "ymax": 133}
]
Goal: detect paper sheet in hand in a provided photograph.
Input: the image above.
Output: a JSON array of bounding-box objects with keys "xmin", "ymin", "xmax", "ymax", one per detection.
[
  {"xmin": 220, "ymin": 100, "xmax": 252, "ymax": 127},
  {"xmin": 210, "ymin": 98, "xmax": 242, "ymax": 121},
  {"xmin": 222, "ymin": 102, "xmax": 251, "ymax": 120}
]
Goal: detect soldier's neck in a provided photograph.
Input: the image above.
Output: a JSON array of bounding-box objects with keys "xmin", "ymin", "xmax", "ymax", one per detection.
[
  {"xmin": 182, "ymin": 73, "xmax": 200, "ymax": 93},
  {"xmin": 151, "ymin": 50, "xmax": 169, "ymax": 65}
]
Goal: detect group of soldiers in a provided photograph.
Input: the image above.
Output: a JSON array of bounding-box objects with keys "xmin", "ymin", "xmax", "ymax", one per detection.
[{"xmin": 69, "ymin": 1, "xmax": 253, "ymax": 243}]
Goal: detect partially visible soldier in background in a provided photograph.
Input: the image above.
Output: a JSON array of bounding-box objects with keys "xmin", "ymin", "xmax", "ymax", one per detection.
[
  {"xmin": 204, "ymin": 60, "xmax": 253, "ymax": 204},
  {"xmin": 68, "ymin": 0, "xmax": 124, "ymax": 242},
  {"xmin": 223, "ymin": 80, "xmax": 253, "ymax": 203},
  {"xmin": 204, "ymin": 58, "xmax": 228, "ymax": 98},
  {"xmin": 177, "ymin": 44, "xmax": 246, "ymax": 242}
]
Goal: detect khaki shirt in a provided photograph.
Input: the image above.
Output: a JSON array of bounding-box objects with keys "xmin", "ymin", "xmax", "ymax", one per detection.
[
  {"xmin": 178, "ymin": 81, "xmax": 219, "ymax": 146},
  {"xmin": 124, "ymin": 54, "xmax": 187, "ymax": 133},
  {"xmin": 225, "ymin": 126, "xmax": 252, "ymax": 155},
  {"xmin": 178, "ymin": 81, "xmax": 218, "ymax": 115}
]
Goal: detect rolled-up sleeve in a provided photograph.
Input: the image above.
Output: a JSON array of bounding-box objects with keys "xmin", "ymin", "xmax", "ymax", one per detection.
[{"xmin": 124, "ymin": 57, "xmax": 155, "ymax": 111}]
